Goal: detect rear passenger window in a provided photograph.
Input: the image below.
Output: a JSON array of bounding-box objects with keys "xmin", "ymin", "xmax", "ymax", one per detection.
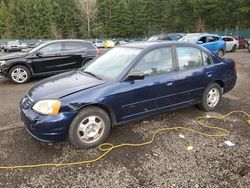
[
  {"xmin": 202, "ymin": 52, "xmax": 211, "ymax": 65},
  {"xmin": 63, "ymin": 42, "xmax": 87, "ymax": 51},
  {"xmin": 176, "ymin": 47, "xmax": 207, "ymax": 70}
]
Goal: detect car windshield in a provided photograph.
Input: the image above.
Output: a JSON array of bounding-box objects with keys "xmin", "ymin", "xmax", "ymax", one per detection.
[
  {"xmin": 148, "ymin": 36, "xmax": 160, "ymax": 41},
  {"xmin": 7, "ymin": 41, "xmax": 19, "ymax": 45},
  {"xmin": 179, "ymin": 35, "xmax": 199, "ymax": 43},
  {"xmin": 169, "ymin": 34, "xmax": 182, "ymax": 40},
  {"xmin": 81, "ymin": 47, "xmax": 142, "ymax": 81}
]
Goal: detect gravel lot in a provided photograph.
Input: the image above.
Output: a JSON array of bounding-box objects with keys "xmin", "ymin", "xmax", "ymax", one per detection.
[{"xmin": 0, "ymin": 49, "xmax": 249, "ymax": 188}]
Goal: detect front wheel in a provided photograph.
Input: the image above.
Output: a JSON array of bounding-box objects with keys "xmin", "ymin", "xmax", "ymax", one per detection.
[
  {"xmin": 69, "ymin": 107, "xmax": 111, "ymax": 149},
  {"xmin": 198, "ymin": 83, "xmax": 222, "ymax": 111},
  {"xmin": 9, "ymin": 65, "xmax": 31, "ymax": 84}
]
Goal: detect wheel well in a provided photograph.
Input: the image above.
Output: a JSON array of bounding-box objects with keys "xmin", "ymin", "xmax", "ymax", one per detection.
[
  {"xmin": 82, "ymin": 58, "xmax": 93, "ymax": 66},
  {"xmin": 214, "ymin": 80, "xmax": 224, "ymax": 89},
  {"xmin": 8, "ymin": 63, "xmax": 33, "ymax": 75},
  {"xmin": 78, "ymin": 104, "xmax": 116, "ymax": 126}
]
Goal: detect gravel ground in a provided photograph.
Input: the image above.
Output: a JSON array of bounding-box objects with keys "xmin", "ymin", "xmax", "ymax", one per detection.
[{"xmin": 0, "ymin": 49, "xmax": 249, "ymax": 188}]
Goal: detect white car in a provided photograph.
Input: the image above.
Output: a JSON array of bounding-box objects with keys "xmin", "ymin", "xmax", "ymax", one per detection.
[{"xmin": 222, "ymin": 36, "xmax": 239, "ymax": 52}]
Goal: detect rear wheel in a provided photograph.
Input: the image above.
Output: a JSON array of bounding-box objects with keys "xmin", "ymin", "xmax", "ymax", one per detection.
[
  {"xmin": 9, "ymin": 65, "xmax": 31, "ymax": 84},
  {"xmin": 198, "ymin": 83, "xmax": 222, "ymax": 111},
  {"xmin": 69, "ymin": 107, "xmax": 111, "ymax": 149},
  {"xmin": 231, "ymin": 45, "xmax": 237, "ymax": 52}
]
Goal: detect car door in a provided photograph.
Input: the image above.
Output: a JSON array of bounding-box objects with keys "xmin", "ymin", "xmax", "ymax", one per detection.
[
  {"xmin": 174, "ymin": 46, "xmax": 215, "ymax": 103},
  {"xmin": 60, "ymin": 41, "xmax": 88, "ymax": 69},
  {"xmin": 31, "ymin": 42, "xmax": 75, "ymax": 74},
  {"xmin": 225, "ymin": 37, "xmax": 234, "ymax": 51},
  {"xmin": 117, "ymin": 46, "xmax": 180, "ymax": 121},
  {"xmin": 200, "ymin": 36, "xmax": 217, "ymax": 53}
]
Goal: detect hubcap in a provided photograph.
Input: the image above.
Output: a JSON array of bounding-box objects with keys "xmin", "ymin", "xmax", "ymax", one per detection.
[
  {"xmin": 77, "ymin": 115, "xmax": 105, "ymax": 143},
  {"xmin": 207, "ymin": 88, "xmax": 220, "ymax": 108},
  {"xmin": 11, "ymin": 68, "xmax": 28, "ymax": 83}
]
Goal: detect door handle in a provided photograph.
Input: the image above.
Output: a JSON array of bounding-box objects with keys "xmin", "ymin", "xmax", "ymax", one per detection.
[
  {"xmin": 206, "ymin": 72, "xmax": 212, "ymax": 78},
  {"xmin": 166, "ymin": 81, "xmax": 174, "ymax": 86}
]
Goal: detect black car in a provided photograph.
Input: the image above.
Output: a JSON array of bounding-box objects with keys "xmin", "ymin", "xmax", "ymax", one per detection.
[{"xmin": 0, "ymin": 40, "xmax": 100, "ymax": 84}]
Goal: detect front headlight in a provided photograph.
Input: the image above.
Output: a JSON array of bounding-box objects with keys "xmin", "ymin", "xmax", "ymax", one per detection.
[
  {"xmin": 32, "ymin": 100, "xmax": 61, "ymax": 115},
  {"xmin": 0, "ymin": 61, "xmax": 7, "ymax": 66}
]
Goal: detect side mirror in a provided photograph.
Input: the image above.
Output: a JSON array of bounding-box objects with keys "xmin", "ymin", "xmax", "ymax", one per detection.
[
  {"xmin": 197, "ymin": 41, "xmax": 203, "ymax": 44},
  {"xmin": 36, "ymin": 51, "xmax": 43, "ymax": 56},
  {"xmin": 124, "ymin": 71, "xmax": 145, "ymax": 82}
]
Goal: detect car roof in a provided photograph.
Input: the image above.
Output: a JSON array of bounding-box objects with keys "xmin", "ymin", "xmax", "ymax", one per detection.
[
  {"xmin": 222, "ymin": 36, "xmax": 234, "ymax": 38},
  {"xmin": 185, "ymin": 33, "xmax": 219, "ymax": 37},
  {"xmin": 119, "ymin": 41, "xmax": 199, "ymax": 49},
  {"xmin": 46, "ymin": 39, "xmax": 91, "ymax": 43}
]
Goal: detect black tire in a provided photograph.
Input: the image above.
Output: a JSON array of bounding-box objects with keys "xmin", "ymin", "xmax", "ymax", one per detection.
[
  {"xmin": 198, "ymin": 83, "xmax": 222, "ymax": 112},
  {"xmin": 218, "ymin": 49, "xmax": 225, "ymax": 57},
  {"xmin": 69, "ymin": 106, "xmax": 111, "ymax": 149},
  {"xmin": 8, "ymin": 65, "xmax": 31, "ymax": 84},
  {"xmin": 244, "ymin": 43, "xmax": 248, "ymax": 49},
  {"xmin": 231, "ymin": 45, "xmax": 237, "ymax": 52}
]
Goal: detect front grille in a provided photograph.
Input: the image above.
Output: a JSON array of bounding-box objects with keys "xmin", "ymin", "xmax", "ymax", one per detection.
[{"xmin": 22, "ymin": 96, "xmax": 33, "ymax": 110}]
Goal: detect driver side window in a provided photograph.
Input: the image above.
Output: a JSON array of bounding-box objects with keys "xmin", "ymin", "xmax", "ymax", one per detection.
[
  {"xmin": 40, "ymin": 43, "xmax": 62, "ymax": 54},
  {"xmin": 133, "ymin": 47, "xmax": 173, "ymax": 77}
]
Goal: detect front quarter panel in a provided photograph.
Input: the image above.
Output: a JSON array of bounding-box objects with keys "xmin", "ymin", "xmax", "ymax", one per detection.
[{"xmin": 61, "ymin": 82, "xmax": 124, "ymax": 124}]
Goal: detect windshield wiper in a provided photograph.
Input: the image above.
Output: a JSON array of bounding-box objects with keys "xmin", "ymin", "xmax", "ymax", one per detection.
[{"xmin": 82, "ymin": 70, "xmax": 101, "ymax": 80}]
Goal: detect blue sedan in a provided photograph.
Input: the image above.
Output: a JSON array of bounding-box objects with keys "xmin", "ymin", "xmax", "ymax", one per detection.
[
  {"xmin": 20, "ymin": 42, "xmax": 237, "ymax": 149},
  {"xmin": 179, "ymin": 33, "xmax": 226, "ymax": 57}
]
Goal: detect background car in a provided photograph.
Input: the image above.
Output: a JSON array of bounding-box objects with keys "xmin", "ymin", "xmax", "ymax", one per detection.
[
  {"xmin": 20, "ymin": 41, "xmax": 237, "ymax": 149},
  {"xmin": 233, "ymin": 35, "xmax": 249, "ymax": 48},
  {"xmin": 148, "ymin": 33, "xmax": 184, "ymax": 41},
  {"xmin": 93, "ymin": 39, "xmax": 104, "ymax": 48},
  {"xmin": 179, "ymin": 33, "xmax": 226, "ymax": 57},
  {"xmin": 3, "ymin": 40, "xmax": 22, "ymax": 52},
  {"xmin": 0, "ymin": 40, "xmax": 99, "ymax": 84},
  {"xmin": 222, "ymin": 36, "xmax": 239, "ymax": 52},
  {"xmin": 103, "ymin": 40, "xmax": 115, "ymax": 48},
  {"xmin": 21, "ymin": 43, "xmax": 28, "ymax": 49}
]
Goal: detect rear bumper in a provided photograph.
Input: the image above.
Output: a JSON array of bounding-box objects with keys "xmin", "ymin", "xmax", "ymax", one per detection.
[
  {"xmin": 223, "ymin": 74, "xmax": 237, "ymax": 94},
  {"xmin": 6, "ymin": 48, "xmax": 21, "ymax": 52}
]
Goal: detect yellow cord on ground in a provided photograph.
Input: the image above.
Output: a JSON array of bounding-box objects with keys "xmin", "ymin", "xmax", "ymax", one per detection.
[{"xmin": 0, "ymin": 110, "xmax": 249, "ymax": 169}]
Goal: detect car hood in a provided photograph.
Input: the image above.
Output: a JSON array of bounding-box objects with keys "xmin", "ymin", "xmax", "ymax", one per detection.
[
  {"xmin": 28, "ymin": 70, "xmax": 107, "ymax": 101},
  {"xmin": 0, "ymin": 52, "xmax": 28, "ymax": 60}
]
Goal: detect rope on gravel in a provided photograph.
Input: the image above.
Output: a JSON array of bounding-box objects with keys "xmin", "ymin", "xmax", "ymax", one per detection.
[{"xmin": 0, "ymin": 110, "xmax": 249, "ymax": 169}]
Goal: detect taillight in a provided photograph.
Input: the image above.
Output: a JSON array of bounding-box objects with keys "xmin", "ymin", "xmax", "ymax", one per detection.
[
  {"xmin": 232, "ymin": 59, "xmax": 236, "ymax": 70},
  {"xmin": 96, "ymin": 49, "xmax": 102, "ymax": 55}
]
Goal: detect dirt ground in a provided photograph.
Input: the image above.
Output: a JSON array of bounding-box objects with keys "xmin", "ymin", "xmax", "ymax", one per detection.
[{"xmin": 0, "ymin": 49, "xmax": 249, "ymax": 188}]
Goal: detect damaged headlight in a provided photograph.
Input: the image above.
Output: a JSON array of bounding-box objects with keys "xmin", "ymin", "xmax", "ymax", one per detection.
[{"xmin": 32, "ymin": 100, "xmax": 61, "ymax": 115}]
